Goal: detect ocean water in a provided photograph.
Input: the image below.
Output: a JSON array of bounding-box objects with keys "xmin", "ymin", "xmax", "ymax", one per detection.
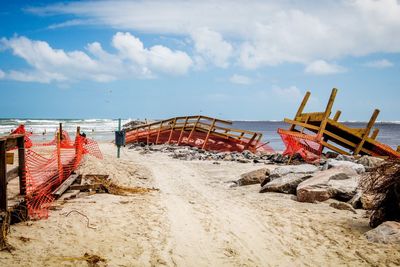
[{"xmin": 1, "ymin": 119, "xmax": 399, "ymax": 151}]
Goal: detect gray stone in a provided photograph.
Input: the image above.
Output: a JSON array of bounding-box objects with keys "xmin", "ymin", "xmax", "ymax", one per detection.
[
  {"xmin": 336, "ymin": 155, "xmax": 356, "ymax": 162},
  {"xmin": 236, "ymin": 168, "xmax": 270, "ymax": 186},
  {"xmin": 327, "ymin": 159, "xmax": 365, "ymax": 174},
  {"xmin": 260, "ymin": 173, "xmax": 312, "ymax": 194},
  {"xmin": 356, "ymin": 156, "xmax": 384, "ymax": 168},
  {"xmin": 297, "ymin": 167, "xmax": 360, "ymax": 203},
  {"xmin": 269, "ymin": 164, "xmax": 318, "ymax": 178},
  {"xmin": 365, "ymin": 221, "xmax": 400, "ymax": 244}
]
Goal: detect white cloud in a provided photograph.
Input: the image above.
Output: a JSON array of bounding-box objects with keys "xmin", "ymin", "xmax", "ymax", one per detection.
[
  {"xmin": 272, "ymin": 86, "xmax": 303, "ymax": 102},
  {"xmin": 191, "ymin": 28, "xmax": 232, "ymax": 68},
  {"xmin": 1, "ymin": 33, "xmax": 192, "ymax": 83},
  {"xmin": 0, "ymin": 69, "xmax": 4, "ymax": 79},
  {"xmin": 304, "ymin": 60, "xmax": 346, "ymax": 75},
  {"xmin": 364, "ymin": 59, "xmax": 394, "ymax": 68},
  {"xmin": 25, "ymin": 0, "xmax": 400, "ymax": 69},
  {"xmin": 229, "ymin": 74, "xmax": 252, "ymax": 85}
]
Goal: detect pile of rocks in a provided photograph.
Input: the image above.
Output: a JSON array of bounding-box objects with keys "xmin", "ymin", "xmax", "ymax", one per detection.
[{"xmin": 128, "ymin": 143, "xmax": 287, "ymax": 164}]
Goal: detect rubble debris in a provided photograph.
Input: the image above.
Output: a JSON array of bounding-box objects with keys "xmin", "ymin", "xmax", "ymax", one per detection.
[
  {"xmin": 360, "ymin": 160, "xmax": 400, "ymax": 227},
  {"xmin": 364, "ymin": 221, "xmax": 400, "ymax": 244}
]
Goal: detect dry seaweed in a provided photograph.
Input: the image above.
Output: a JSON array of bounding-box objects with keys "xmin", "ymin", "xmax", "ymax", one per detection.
[
  {"xmin": 86, "ymin": 175, "xmax": 159, "ymax": 196},
  {"xmin": 360, "ymin": 160, "xmax": 400, "ymax": 227}
]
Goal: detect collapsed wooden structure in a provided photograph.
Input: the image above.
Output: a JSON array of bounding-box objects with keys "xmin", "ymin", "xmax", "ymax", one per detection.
[
  {"xmin": 279, "ymin": 88, "xmax": 400, "ymax": 161},
  {"xmin": 125, "ymin": 115, "xmax": 272, "ymax": 153}
]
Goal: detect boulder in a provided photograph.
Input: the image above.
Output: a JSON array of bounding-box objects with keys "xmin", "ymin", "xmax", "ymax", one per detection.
[
  {"xmin": 297, "ymin": 167, "xmax": 360, "ymax": 203},
  {"xmin": 365, "ymin": 221, "xmax": 400, "ymax": 244},
  {"xmin": 356, "ymin": 156, "xmax": 384, "ymax": 168},
  {"xmin": 260, "ymin": 173, "xmax": 311, "ymax": 194},
  {"xmin": 327, "ymin": 159, "xmax": 365, "ymax": 174},
  {"xmin": 269, "ymin": 164, "xmax": 318, "ymax": 178},
  {"xmin": 236, "ymin": 168, "xmax": 270, "ymax": 186}
]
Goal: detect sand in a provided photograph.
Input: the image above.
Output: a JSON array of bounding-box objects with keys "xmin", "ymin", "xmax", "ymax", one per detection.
[{"xmin": 1, "ymin": 142, "xmax": 400, "ymax": 266}]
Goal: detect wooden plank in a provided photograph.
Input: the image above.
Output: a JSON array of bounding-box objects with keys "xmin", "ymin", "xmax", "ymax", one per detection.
[
  {"xmin": 333, "ymin": 110, "xmax": 341, "ymax": 122},
  {"xmin": 202, "ymin": 119, "xmax": 216, "ymax": 150},
  {"xmin": 371, "ymin": 128, "xmax": 379, "ymax": 140},
  {"xmin": 6, "ymin": 152, "xmax": 14, "ymax": 165},
  {"xmin": 354, "ymin": 109, "xmax": 380, "ymax": 155},
  {"xmin": 0, "ymin": 141, "xmax": 7, "ymax": 211},
  {"xmin": 283, "ymin": 118, "xmax": 320, "ymax": 131},
  {"xmin": 69, "ymin": 183, "xmax": 102, "ymax": 191},
  {"xmin": 52, "ymin": 174, "xmax": 79, "ymax": 198},
  {"xmin": 320, "ymin": 141, "xmax": 350, "ymax": 155},
  {"xmin": 84, "ymin": 174, "xmax": 109, "ymax": 179},
  {"xmin": 296, "ymin": 112, "xmax": 326, "ymax": 123},
  {"xmin": 6, "ymin": 166, "xmax": 19, "ymax": 183},
  {"xmin": 290, "ymin": 91, "xmax": 310, "ymax": 130}
]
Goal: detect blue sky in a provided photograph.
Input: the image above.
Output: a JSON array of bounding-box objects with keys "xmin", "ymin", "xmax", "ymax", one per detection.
[{"xmin": 0, "ymin": 0, "xmax": 399, "ymax": 121}]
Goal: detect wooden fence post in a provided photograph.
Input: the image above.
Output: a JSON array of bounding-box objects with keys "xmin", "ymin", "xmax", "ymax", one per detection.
[
  {"xmin": 0, "ymin": 140, "xmax": 6, "ymax": 211},
  {"xmin": 17, "ymin": 136, "xmax": 26, "ymax": 196}
]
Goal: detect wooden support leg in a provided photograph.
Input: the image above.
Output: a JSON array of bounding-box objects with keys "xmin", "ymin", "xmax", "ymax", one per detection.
[
  {"xmin": 167, "ymin": 119, "xmax": 177, "ymax": 144},
  {"xmin": 17, "ymin": 136, "xmax": 26, "ymax": 196},
  {"xmin": 156, "ymin": 121, "xmax": 164, "ymax": 144},
  {"xmin": 333, "ymin": 110, "xmax": 341, "ymax": 121},
  {"xmin": 354, "ymin": 109, "xmax": 380, "ymax": 155},
  {"xmin": 371, "ymin": 128, "xmax": 379, "ymax": 140},
  {"xmin": 244, "ymin": 133, "xmax": 257, "ymax": 150},
  {"xmin": 202, "ymin": 119, "xmax": 216, "ymax": 150},
  {"xmin": 178, "ymin": 117, "xmax": 189, "ymax": 145},
  {"xmin": 187, "ymin": 116, "xmax": 200, "ymax": 142},
  {"xmin": 0, "ymin": 141, "xmax": 6, "ymax": 211},
  {"xmin": 290, "ymin": 91, "xmax": 311, "ymax": 131}
]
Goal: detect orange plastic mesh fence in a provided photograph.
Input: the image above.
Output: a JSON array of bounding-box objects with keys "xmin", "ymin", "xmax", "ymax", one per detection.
[
  {"xmin": 278, "ymin": 129, "xmax": 322, "ymax": 162},
  {"xmin": 9, "ymin": 125, "xmax": 102, "ymax": 219}
]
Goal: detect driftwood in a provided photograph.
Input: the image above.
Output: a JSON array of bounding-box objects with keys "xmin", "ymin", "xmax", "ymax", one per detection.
[{"xmin": 360, "ymin": 160, "xmax": 400, "ymax": 227}]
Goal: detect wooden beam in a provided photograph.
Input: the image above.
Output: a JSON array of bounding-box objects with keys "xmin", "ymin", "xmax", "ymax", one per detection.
[
  {"xmin": 0, "ymin": 141, "xmax": 7, "ymax": 211},
  {"xmin": 167, "ymin": 118, "xmax": 177, "ymax": 144},
  {"xmin": 333, "ymin": 110, "xmax": 341, "ymax": 122},
  {"xmin": 317, "ymin": 88, "xmax": 338, "ymax": 138},
  {"xmin": 397, "ymin": 146, "xmax": 400, "ymax": 153},
  {"xmin": 69, "ymin": 183, "xmax": 102, "ymax": 191},
  {"xmin": 202, "ymin": 119, "xmax": 216, "ymax": 150},
  {"xmin": 17, "ymin": 136, "xmax": 26, "ymax": 195},
  {"xmin": 155, "ymin": 120, "xmax": 164, "ymax": 144},
  {"xmin": 283, "ymin": 118, "xmax": 320, "ymax": 131},
  {"xmin": 52, "ymin": 174, "xmax": 79, "ymax": 198},
  {"xmin": 290, "ymin": 91, "xmax": 310, "ymax": 130},
  {"xmin": 371, "ymin": 128, "xmax": 379, "ymax": 140},
  {"xmin": 354, "ymin": 109, "xmax": 380, "ymax": 155},
  {"xmin": 177, "ymin": 117, "xmax": 189, "ymax": 145}
]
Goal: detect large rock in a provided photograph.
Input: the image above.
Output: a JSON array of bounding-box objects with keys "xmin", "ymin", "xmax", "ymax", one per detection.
[
  {"xmin": 365, "ymin": 221, "xmax": 400, "ymax": 244},
  {"xmin": 260, "ymin": 173, "xmax": 312, "ymax": 194},
  {"xmin": 356, "ymin": 156, "xmax": 384, "ymax": 168},
  {"xmin": 327, "ymin": 159, "xmax": 365, "ymax": 174},
  {"xmin": 297, "ymin": 167, "xmax": 360, "ymax": 203},
  {"xmin": 269, "ymin": 164, "xmax": 318, "ymax": 178},
  {"xmin": 236, "ymin": 168, "xmax": 270, "ymax": 186}
]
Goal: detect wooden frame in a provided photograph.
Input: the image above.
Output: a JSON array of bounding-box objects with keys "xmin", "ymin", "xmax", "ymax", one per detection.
[
  {"xmin": 125, "ymin": 115, "xmax": 264, "ymax": 152},
  {"xmin": 0, "ymin": 134, "xmax": 26, "ymax": 213},
  {"xmin": 281, "ymin": 88, "xmax": 400, "ymax": 158}
]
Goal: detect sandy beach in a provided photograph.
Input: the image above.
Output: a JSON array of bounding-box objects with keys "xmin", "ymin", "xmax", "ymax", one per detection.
[{"xmin": 0, "ymin": 142, "xmax": 399, "ymax": 266}]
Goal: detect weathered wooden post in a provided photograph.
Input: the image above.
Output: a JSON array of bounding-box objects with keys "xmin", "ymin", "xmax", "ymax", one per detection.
[
  {"xmin": 57, "ymin": 124, "xmax": 63, "ymax": 182},
  {"xmin": 0, "ymin": 140, "xmax": 6, "ymax": 212},
  {"xmin": 17, "ymin": 136, "xmax": 26, "ymax": 196}
]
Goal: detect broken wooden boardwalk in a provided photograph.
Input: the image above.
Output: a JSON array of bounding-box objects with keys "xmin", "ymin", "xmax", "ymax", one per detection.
[{"xmin": 125, "ymin": 115, "xmax": 272, "ymax": 153}]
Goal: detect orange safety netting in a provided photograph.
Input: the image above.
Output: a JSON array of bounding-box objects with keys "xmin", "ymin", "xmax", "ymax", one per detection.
[
  {"xmin": 126, "ymin": 128, "xmax": 275, "ymax": 153},
  {"xmin": 278, "ymin": 129, "xmax": 322, "ymax": 162},
  {"xmin": 10, "ymin": 125, "xmax": 102, "ymax": 219}
]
